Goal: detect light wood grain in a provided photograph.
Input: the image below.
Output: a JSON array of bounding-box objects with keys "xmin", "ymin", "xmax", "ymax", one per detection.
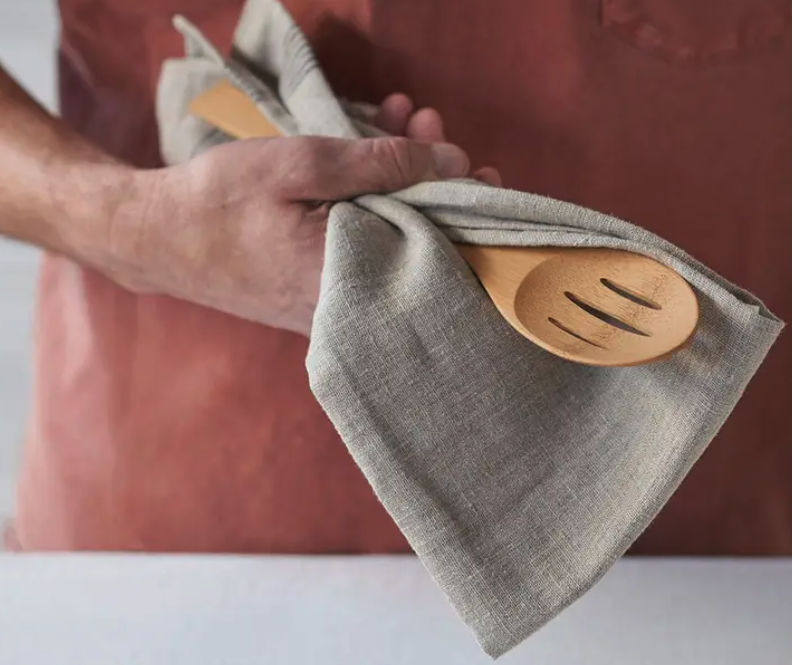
[
  {"xmin": 189, "ymin": 82, "xmax": 699, "ymax": 366},
  {"xmin": 461, "ymin": 246, "xmax": 699, "ymax": 366},
  {"xmin": 189, "ymin": 80, "xmax": 283, "ymax": 139}
]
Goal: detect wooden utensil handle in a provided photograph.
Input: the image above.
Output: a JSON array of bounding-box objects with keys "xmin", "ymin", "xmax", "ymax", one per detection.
[{"xmin": 189, "ymin": 81, "xmax": 283, "ymax": 139}]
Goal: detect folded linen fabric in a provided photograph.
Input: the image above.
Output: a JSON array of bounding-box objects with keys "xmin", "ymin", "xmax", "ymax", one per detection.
[{"xmin": 156, "ymin": 1, "xmax": 783, "ymax": 657}]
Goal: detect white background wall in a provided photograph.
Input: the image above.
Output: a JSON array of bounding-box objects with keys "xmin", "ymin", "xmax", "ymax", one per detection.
[{"xmin": 0, "ymin": 0, "xmax": 58, "ymax": 524}]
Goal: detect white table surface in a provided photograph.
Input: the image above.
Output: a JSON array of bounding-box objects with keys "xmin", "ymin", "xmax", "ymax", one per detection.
[{"xmin": 0, "ymin": 555, "xmax": 790, "ymax": 664}]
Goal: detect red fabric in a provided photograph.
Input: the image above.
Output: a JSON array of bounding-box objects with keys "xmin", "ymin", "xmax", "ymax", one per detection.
[{"xmin": 13, "ymin": 0, "xmax": 791, "ymax": 554}]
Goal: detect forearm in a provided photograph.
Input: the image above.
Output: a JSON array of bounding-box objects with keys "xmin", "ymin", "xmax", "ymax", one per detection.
[{"xmin": 0, "ymin": 64, "xmax": 135, "ymax": 258}]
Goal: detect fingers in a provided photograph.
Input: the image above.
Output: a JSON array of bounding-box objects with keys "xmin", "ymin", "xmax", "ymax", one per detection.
[
  {"xmin": 375, "ymin": 93, "xmax": 414, "ymax": 136},
  {"xmin": 472, "ymin": 166, "xmax": 502, "ymax": 187},
  {"xmin": 273, "ymin": 89, "xmax": 499, "ymax": 202},
  {"xmin": 375, "ymin": 94, "xmax": 496, "ymax": 185},
  {"xmin": 376, "ymin": 94, "xmax": 446, "ymax": 142},
  {"xmin": 406, "ymin": 108, "xmax": 446, "ymax": 142},
  {"xmin": 281, "ymin": 136, "xmax": 470, "ymax": 202}
]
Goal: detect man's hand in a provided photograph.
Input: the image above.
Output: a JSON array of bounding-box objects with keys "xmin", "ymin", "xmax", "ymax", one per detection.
[
  {"xmin": 106, "ymin": 134, "xmax": 468, "ymax": 335},
  {"xmin": 89, "ymin": 94, "xmax": 497, "ymax": 336}
]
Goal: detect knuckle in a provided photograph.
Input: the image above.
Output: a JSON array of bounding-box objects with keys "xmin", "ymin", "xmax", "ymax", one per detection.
[
  {"xmin": 290, "ymin": 138, "xmax": 327, "ymax": 184},
  {"xmin": 373, "ymin": 136, "xmax": 415, "ymax": 184}
]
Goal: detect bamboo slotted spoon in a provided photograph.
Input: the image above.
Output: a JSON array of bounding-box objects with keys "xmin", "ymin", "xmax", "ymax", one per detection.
[{"xmin": 188, "ymin": 81, "xmax": 699, "ymax": 367}]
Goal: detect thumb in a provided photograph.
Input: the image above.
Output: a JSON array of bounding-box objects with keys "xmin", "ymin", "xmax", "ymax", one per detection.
[{"xmin": 290, "ymin": 136, "xmax": 470, "ymax": 202}]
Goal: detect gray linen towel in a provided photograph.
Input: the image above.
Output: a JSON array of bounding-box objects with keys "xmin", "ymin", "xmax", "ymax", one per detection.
[{"xmin": 156, "ymin": 1, "xmax": 784, "ymax": 657}]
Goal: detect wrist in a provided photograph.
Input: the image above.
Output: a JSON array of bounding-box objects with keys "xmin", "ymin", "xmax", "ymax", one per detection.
[{"xmin": 53, "ymin": 159, "xmax": 154, "ymax": 270}]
